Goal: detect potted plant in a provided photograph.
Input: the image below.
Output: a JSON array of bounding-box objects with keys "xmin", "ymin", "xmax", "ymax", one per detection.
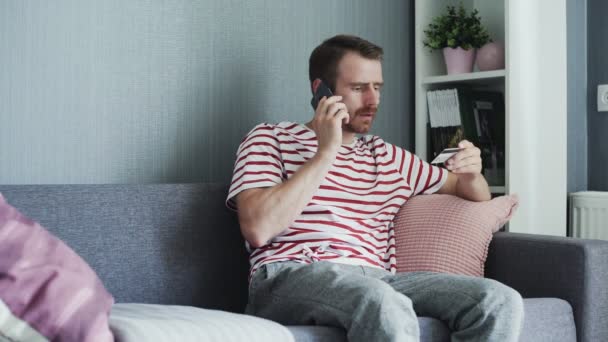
[{"xmin": 423, "ymin": 4, "xmax": 491, "ymax": 74}]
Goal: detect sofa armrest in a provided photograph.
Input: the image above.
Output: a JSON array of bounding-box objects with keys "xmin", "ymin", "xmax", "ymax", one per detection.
[{"xmin": 485, "ymin": 232, "xmax": 608, "ymax": 342}]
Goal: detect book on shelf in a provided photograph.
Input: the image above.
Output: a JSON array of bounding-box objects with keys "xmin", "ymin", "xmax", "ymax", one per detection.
[{"xmin": 426, "ymin": 87, "xmax": 505, "ymax": 186}]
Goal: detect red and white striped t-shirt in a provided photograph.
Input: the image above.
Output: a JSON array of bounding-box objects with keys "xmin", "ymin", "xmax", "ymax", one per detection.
[{"xmin": 226, "ymin": 121, "xmax": 448, "ymax": 278}]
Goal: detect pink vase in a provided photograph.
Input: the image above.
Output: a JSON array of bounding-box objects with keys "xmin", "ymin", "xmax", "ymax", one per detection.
[
  {"xmin": 476, "ymin": 41, "xmax": 505, "ymax": 71},
  {"xmin": 442, "ymin": 47, "xmax": 476, "ymax": 74}
]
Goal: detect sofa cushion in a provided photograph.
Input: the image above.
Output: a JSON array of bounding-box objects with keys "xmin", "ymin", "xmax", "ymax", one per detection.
[
  {"xmin": 285, "ymin": 317, "xmax": 450, "ymax": 342},
  {"xmin": 0, "ymin": 193, "xmax": 114, "ymax": 342},
  {"xmin": 285, "ymin": 326, "xmax": 346, "ymax": 342},
  {"xmin": 0, "ymin": 184, "xmax": 250, "ymax": 312},
  {"xmin": 109, "ymin": 303, "xmax": 294, "ymax": 342},
  {"xmin": 520, "ymin": 298, "xmax": 576, "ymax": 342},
  {"xmin": 393, "ymin": 194, "xmax": 518, "ymax": 277},
  {"xmin": 283, "ymin": 298, "xmax": 574, "ymax": 342}
]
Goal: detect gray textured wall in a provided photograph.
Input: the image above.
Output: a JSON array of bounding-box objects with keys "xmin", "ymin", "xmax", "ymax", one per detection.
[
  {"xmin": 587, "ymin": 0, "xmax": 608, "ymax": 190},
  {"xmin": 568, "ymin": 0, "xmax": 588, "ymax": 193},
  {"xmin": 0, "ymin": 0, "xmax": 413, "ymax": 184}
]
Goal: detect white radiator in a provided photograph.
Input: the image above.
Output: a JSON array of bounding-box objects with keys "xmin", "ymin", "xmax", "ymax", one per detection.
[{"xmin": 568, "ymin": 191, "xmax": 608, "ymax": 240}]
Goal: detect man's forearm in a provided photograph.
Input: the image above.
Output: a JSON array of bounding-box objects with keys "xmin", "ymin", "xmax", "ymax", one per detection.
[
  {"xmin": 455, "ymin": 173, "xmax": 492, "ymax": 202},
  {"xmin": 237, "ymin": 152, "xmax": 335, "ymax": 247}
]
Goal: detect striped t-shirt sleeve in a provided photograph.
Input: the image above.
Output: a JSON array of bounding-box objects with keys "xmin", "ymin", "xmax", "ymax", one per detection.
[
  {"xmin": 385, "ymin": 142, "xmax": 448, "ymax": 196},
  {"xmin": 226, "ymin": 123, "xmax": 285, "ymax": 210}
]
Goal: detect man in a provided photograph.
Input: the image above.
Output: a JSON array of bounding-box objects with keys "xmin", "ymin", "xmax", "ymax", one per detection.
[{"xmin": 226, "ymin": 35, "xmax": 523, "ymax": 342}]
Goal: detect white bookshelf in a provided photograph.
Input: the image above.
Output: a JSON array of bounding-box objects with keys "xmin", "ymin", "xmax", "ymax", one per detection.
[
  {"xmin": 422, "ymin": 69, "xmax": 505, "ymax": 85},
  {"xmin": 414, "ymin": 0, "xmax": 568, "ymax": 236}
]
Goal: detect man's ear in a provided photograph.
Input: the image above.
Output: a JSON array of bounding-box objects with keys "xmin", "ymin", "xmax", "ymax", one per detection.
[{"xmin": 311, "ymin": 78, "xmax": 322, "ymax": 94}]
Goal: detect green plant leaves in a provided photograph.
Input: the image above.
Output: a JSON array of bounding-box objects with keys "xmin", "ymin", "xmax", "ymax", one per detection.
[{"xmin": 423, "ymin": 3, "xmax": 491, "ymax": 52}]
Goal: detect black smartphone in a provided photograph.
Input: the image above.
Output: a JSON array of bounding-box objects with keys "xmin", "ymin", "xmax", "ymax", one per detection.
[{"xmin": 310, "ymin": 80, "xmax": 334, "ymax": 110}]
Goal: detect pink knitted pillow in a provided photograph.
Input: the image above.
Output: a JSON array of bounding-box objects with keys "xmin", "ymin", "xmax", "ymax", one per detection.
[
  {"xmin": 0, "ymin": 193, "xmax": 114, "ymax": 342},
  {"xmin": 393, "ymin": 194, "xmax": 518, "ymax": 277}
]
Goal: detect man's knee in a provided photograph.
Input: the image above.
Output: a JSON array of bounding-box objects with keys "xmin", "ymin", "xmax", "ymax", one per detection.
[
  {"xmin": 358, "ymin": 280, "xmax": 414, "ymax": 310},
  {"xmin": 479, "ymin": 280, "xmax": 524, "ymax": 320},
  {"xmin": 349, "ymin": 279, "xmax": 419, "ymax": 340}
]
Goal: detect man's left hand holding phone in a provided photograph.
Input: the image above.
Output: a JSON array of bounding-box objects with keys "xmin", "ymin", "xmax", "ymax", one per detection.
[{"xmin": 309, "ymin": 79, "xmax": 350, "ymax": 159}]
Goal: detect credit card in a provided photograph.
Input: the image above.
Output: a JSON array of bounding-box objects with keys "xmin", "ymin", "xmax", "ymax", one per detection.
[{"xmin": 430, "ymin": 147, "xmax": 464, "ymax": 165}]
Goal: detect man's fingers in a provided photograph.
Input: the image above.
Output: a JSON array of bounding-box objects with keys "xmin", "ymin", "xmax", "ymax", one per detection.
[
  {"xmin": 335, "ymin": 110, "xmax": 350, "ymax": 124},
  {"xmin": 313, "ymin": 95, "xmax": 348, "ymax": 129},
  {"xmin": 327, "ymin": 102, "xmax": 348, "ymax": 117},
  {"xmin": 447, "ymin": 154, "xmax": 477, "ymax": 166},
  {"xmin": 447, "ymin": 157, "xmax": 481, "ymax": 173},
  {"xmin": 458, "ymin": 140, "xmax": 474, "ymax": 148},
  {"xmin": 319, "ymin": 96, "xmax": 343, "ymax": 115},
  {"xmin": 449, "ymin": 147, "xmax": 480, "ymax": 164}
]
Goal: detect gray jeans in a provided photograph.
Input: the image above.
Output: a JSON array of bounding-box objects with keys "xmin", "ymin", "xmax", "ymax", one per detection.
[{"xmin": 246, "ymin": 261, "xmax": 524, "ymax": 342}]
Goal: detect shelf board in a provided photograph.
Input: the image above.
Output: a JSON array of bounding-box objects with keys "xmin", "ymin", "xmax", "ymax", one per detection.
[
  {"xmin": 489, "ymin": 186, "xmax": 506, "ymax": 194},
  {"xmin": 422, "ymin": 70, "xmax": 506, "ymax": 86}
]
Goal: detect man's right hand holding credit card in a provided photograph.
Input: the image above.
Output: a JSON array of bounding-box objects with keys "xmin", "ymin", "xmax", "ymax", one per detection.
[{"xmin": 432, "ymin": 140, "xmax": 483, "ymax": 175}]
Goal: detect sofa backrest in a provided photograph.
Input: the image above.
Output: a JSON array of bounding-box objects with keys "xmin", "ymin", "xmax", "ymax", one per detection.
[{"xmin": 0, "ymin": 183, "xmax": 250, "ymax": 313}]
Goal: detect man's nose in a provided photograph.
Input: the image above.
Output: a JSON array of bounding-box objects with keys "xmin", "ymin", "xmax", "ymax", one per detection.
[{"xmin": 364, "ymin": 88, "xmax": 380, "ymax": 106}]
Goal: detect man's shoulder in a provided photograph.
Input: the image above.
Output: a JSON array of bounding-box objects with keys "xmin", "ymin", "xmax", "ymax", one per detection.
[
  {"xmin": 241, "ymin": 121, "xmax": 311, "ymax": 146},
  {"xmin": 247, "ymin": 121, "xmax": 301, "ymax": 134},
  {"xmin": 248, "ymin": 122, "xmax": 278, "ymax": 132},
  {"xmin": 242, "ymin": 122, "xmax": 284, "ymax": 139}
]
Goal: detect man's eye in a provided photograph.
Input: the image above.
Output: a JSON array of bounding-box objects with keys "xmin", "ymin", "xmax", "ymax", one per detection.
[{"xmin": 353, "ymin": 87, "xmax": 362, "ymax": 91}]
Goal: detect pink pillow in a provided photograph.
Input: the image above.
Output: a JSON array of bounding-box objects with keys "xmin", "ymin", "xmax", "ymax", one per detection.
[
  {"xmin": 0, "ymin": 193, "xmax": 114, "ymax": 342},
  {"xmin": 393, "ymin": 194, "xmax": 518, "ymax": 277}
]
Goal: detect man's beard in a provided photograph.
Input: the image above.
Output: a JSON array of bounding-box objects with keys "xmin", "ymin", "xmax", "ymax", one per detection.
[{"xmin": 343, "ymin": 106, "xmax": 378, "ymax": 134}]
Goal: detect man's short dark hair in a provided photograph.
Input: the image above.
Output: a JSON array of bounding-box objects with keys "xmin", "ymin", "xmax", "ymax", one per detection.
[{"xmin": 309, "ymin": 35, "xmax": 384, "ymax": 93}]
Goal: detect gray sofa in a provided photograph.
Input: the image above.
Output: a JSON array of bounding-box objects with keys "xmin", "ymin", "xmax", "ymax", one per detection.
[{"xmin": 1, "ymin": 183, "xmax": 607, "ymax": 342}]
